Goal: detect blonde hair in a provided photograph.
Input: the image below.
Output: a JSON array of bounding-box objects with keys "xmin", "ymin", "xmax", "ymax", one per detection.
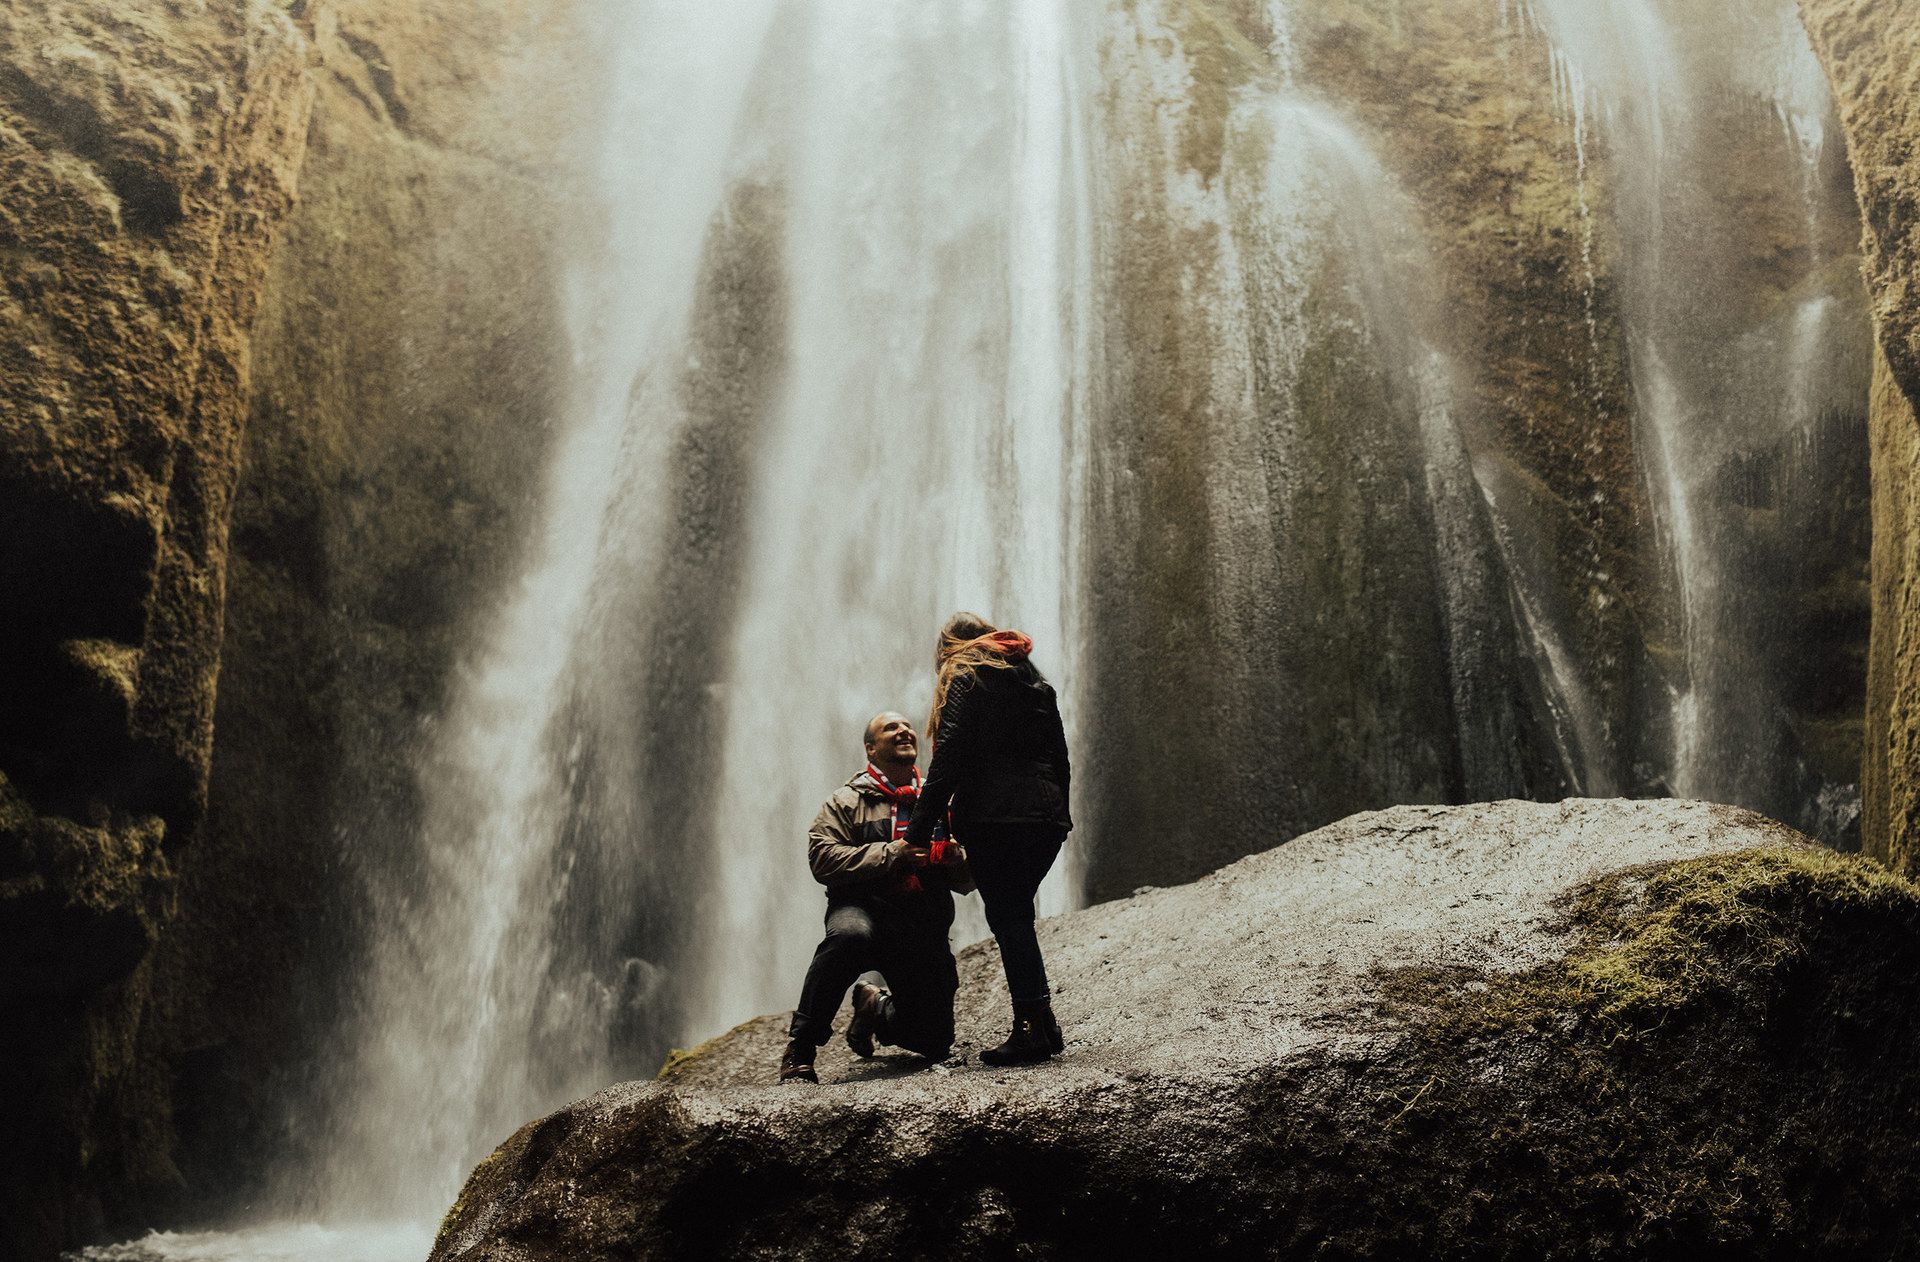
[{"xmin": 927, "ymin": 611, "xmax": 1025, "ymax": 737}]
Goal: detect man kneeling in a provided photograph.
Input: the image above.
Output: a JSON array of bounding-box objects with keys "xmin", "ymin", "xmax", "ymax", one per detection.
[{"xmin": 780, "ymin": 711, "xmax": 973, "ymax": 1083}]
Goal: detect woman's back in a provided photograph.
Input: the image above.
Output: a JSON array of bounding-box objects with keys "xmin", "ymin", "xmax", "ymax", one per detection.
[{"xmin": 921, "ymin": 661, "xmax": 1071, "ymax": 830}]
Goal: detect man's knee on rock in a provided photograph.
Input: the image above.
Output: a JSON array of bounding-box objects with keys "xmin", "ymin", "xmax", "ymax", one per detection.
[{"xmin": 887, "ymin": 1005, "xmax": 955, "ymax": 1060}]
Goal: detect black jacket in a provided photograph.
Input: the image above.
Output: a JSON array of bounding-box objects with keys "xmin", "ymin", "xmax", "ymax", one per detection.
[{"xmin": 904, "ymin": 662, "xmax": 1072, "ymax": 848}]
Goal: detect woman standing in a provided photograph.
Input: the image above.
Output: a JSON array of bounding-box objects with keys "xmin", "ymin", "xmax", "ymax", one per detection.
[{"xmin": 905, "ymin": 612, "xmax": 1072, "ymax": 1065}]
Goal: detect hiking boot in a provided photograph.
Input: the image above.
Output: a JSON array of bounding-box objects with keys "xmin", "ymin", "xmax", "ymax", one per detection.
[
  {"xmin": 845, "ymin": 981, "xmax": 887, "ymax": 1058},
  {"xmin": 779, "ymin": 1039, "xmax": 818, "ymax": 1084},
  {"xmin": 980, "ymin": 999, "xmax": 1059, "ymax": 1067}
]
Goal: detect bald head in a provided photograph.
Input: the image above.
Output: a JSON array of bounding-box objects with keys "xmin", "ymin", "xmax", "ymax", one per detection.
[{"xmin": 864, "ymin": 710, "xmax": 919, "ymax": 786}]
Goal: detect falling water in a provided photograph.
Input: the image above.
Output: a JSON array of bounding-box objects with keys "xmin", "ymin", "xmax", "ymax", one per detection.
[
  {"xmin": 686, "ymin": 0, "xmax": 1095, "ymax": 1040},
  {"xmin": 1523, "ymin": 0, "xmax": 1870, "ymax": 829},
  {"xmin": 283, "ymin": 0, "xmax": 1094, "ymax": 1230},
  {"xmin": 305, "ymin": 0, "xmax": 787, "ymax": 1221}
]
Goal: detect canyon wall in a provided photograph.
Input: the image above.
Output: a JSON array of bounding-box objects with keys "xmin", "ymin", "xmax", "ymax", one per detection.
[
  {"xmin": 136, "ymin": 0, "xmax": 586, "ymax": 1228},
  {"xmin": 1798, "ymin": 0, "xmax": 1920, "ymax": 877},
  {"xmin": 1, "ymin": 0, "xmax": 589, "ymax": 1250},
  {"xmin": 0, "ymin": 2, "xmax": 314, "ymax": 1251},
  {"xmin": 1085, "ymin": 0, "xmax": 1870, "ymax": 900}
]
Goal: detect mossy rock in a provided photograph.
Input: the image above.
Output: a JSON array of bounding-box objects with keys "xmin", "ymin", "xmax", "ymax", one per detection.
[{"xmin": 432, "ymin": 800, "xmax": 1920, "ymax": 1260}]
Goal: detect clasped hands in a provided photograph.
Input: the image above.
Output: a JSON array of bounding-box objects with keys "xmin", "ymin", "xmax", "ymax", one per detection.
[{"xmin": 887, "ymin": 839, "xmax": 965, "ymax": 869}]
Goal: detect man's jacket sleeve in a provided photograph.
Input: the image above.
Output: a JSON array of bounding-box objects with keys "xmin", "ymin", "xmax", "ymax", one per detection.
[
  {"xmin": 904, "ymin": 675, "xmax": 980, "ymax": 850},
  {"xmin": 807, "ymin": 790, "xmax": 901, "ymax": 887}
]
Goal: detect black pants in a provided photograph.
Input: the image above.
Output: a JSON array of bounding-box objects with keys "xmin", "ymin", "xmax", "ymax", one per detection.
[
  {"xmin": 966, "ymin": 822, "xmax": 1066, "ymax": 1004},
  {"xmin": 788, "ymin": 895, "xmax": 959, "ymax": 1058}
]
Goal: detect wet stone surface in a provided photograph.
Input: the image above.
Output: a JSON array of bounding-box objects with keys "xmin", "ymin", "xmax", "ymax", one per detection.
[{"xmin": 432, "ymin": 799, "xmax": 1920, "ymax": 1260}]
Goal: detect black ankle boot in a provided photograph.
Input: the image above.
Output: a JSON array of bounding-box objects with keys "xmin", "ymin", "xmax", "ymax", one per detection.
[{"xmin": 980, "ymin": 999, "xmax": 1059, "ymax": 1066}]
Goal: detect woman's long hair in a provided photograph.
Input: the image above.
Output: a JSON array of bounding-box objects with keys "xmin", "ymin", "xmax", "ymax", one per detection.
[{"xmin": 928, "ymin": 611, "xmax": 1034, "ymax": 737}]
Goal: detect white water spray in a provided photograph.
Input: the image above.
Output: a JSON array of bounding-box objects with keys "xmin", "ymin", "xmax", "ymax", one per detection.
[
  {"xmin": 689, "ymin": 0, "xmax": 1095, "ymax": 1039},
  {"xmin": 313, "ymin": 0, "xmax": 783, "ymax": 1220}
]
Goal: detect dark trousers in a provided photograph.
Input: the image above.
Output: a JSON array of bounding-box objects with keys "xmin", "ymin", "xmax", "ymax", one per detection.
[
  {"xmin": 967, "ymin": 823, "xmax": 1066, "ymax": 1004},
  {"xmin": 788, "ymin": 896, "xmax": 959, "ymax": 1058}
]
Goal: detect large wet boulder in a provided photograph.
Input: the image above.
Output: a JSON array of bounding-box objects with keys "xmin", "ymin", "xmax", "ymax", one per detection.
[{"xmin": 432, "ymin": 799, "xmax": 1920, "ymax": 1260}]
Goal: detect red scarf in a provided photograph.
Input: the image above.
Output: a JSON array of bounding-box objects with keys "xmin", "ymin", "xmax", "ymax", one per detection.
[
  {"xmin": 864, "ymin": 764, "xmax": 954, "ymax": 889},
  {"xmin": 865, "ymin": 763, "xmax": 919, "ymax": 806},
  {"xmin": 867, "ymin": 765, "xmax": 929, "ymax": 892}
]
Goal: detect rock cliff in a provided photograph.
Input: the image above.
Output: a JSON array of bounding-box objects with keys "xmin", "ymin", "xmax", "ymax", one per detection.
[
  {"xmin": 0, "ymin": 2, "xmax": 313, "ymax": 1251},
  {"xmin": 2, "ymin": 0, "xmax": 589, "ymax": 1246},
  {"xmin": 1085, "ymin": 0, "xmax": 1872, "ymax": 901},
  {"xmin": 136, "ymin": 0, "xmax": 584, "ymax": 1220},
  {"xmin": 1798, "ymin": 0, "xmax": 1920, "ymax": 877},
  {"xmin": 434, "ymin": 800, "xmax": 1920, "ymax": 1260}
]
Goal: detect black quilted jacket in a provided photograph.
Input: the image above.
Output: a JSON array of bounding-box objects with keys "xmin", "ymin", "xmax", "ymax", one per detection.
[{"xmin": 904, "ymin": 661, "xmax": 1072, "ymax": 848}]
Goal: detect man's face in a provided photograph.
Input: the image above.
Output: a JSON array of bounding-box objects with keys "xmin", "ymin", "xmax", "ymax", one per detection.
[{"xmin": 865, "ymin": 711, "xmax": 918, "ymax": 765}]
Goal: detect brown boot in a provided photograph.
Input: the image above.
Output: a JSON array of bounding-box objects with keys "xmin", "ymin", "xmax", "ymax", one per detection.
[
  {"xmin": 779, "ymin": 1039, "xmax": 818, "ymax": 1083},
  {"xmin": 845, "ymin": 981, "xmax": 887, "ymax": 1058}
]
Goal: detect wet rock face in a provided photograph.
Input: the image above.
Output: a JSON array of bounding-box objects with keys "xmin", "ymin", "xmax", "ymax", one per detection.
[
  {"xmin": 140, "ymin": 0, "xmax": 583, "ymax": 1217},
  {"xmin": 1798, "ymin": 0, "xmax": 1920, "ymax": 877},
  {"xmin": 0, "ymin": 2, "xmax": 313, "ymax": 1252},
  {"xmin": 1084, "ymin": 0, "xmax": 1874, "ymax": 901},
  {"xmin": 435, "ymin": 800, "xmax": 1920, "ymax": 1260}
]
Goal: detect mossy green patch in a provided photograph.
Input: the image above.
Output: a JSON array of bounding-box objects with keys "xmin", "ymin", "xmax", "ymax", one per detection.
[
  {"xmin": 435, "ymin": 1139, "xmax": 511, "ymax": 1246},
  {"xmin": 656, "ymin": 1019, "xmax": 761, "ymax": 1082},
  {"xmin": 1358, "ymin": 845, "xmax": 1920, "ymax": 1251}
]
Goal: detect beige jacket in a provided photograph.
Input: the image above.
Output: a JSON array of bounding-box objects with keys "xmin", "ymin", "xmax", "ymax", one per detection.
[{"xmin": 808, "ymin": 770, "xmax": 975, "ymax": 895}]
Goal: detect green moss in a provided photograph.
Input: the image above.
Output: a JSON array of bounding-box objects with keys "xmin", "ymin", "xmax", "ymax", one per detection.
[
  {"xmin": 1366, "ymin": 846, "xmax": 1920, "ymax": 1248},
  {"xmin": 655, "ymin": 1019, "xmax": 760, "ymax": 1081},
  {"xmin": 434, "ymin": 1140, "xmax": 511, "ymax": 1246}
]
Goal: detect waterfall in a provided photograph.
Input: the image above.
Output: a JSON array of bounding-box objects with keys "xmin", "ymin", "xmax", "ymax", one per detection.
[
  {"xmin": 297, "ymin": 0, "xmax": 1093, "ymax": 1224},
  {"xmin": 686, "ymin": 0, "xmax": 1095, "ymax": 1041},
  {"xmin": 72, "ymin": 4, "xmax": 1875, "ymax": 1257},
  {"xmin": 1523, "ymin": 0, "xmax": 1871, "ymax": 832},
  {"xmin": 305, "ymin": 0, "xmax": 785, "ymax": 1219}
]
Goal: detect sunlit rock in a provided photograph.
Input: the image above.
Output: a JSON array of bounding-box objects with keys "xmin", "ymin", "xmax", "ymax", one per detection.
[{"xmin": 0, "ymin": 2, "xmax": 314, "ymax": 1251}]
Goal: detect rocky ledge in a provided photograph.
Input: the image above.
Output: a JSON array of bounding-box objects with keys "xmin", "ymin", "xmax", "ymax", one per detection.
[{"xmin": 432, "ymin": 800, "xmax": 1920, "ymax": 1259}]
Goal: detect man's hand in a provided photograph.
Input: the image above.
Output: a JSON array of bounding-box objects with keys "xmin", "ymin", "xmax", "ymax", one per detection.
[{"xmin": 886, "ymin": 840, "xmax": 931, "ymax": 870}]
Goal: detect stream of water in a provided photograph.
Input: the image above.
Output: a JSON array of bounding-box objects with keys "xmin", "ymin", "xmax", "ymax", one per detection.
[{"xmin": 299, "ymin": 0, "xmax": 1092, "ymax": 1231}]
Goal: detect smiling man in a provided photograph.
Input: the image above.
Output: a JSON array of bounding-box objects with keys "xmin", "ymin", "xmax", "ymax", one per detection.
[{"xmin": 779, "ymin": 711, "xmax": 974, "ymax": 1083}]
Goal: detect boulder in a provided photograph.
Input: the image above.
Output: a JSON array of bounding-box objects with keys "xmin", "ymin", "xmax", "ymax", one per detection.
[{"xmin": 432, "ymin": 799, "xmax": 1920, "ymax": 1260}]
